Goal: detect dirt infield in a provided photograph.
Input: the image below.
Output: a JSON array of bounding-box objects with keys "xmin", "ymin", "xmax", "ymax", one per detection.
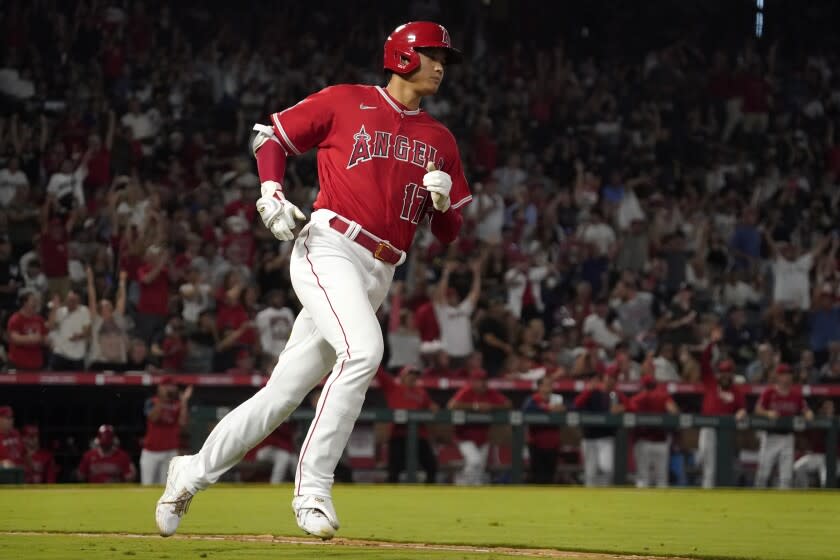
[{"xmin": 1, "ymin": 531, "xmax": 693, "ymax": 560}]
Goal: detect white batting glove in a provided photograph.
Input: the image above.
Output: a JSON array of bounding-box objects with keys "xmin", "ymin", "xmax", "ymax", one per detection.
[
  {"xmin": 423, "ymin": 162, "xmax": 452, "ymax": 212},
  {"xmin": 256, "ymin": 181, "xmax": 306, "ymax": 241}
]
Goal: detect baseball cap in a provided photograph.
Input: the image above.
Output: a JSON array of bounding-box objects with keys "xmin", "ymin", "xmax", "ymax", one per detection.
[
  {"xmin": 158, "ymin": 375, "xmax": 177, "ymax": 386},
  {"xmin": 776, "ymin": 363, "xmax": 793, "ymax": 375},
  {"xmin": 0, "ymin": 405, "xmax": 13, "ymax": 418},
  {"xmin": 717, "ymin": 360, "xmax": 735, "ymax": 373}
]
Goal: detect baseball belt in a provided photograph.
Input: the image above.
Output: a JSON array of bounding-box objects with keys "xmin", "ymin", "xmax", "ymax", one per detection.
[{"xmin": 328, "ymin": 217, "xmax": 404, "ymax": 265}]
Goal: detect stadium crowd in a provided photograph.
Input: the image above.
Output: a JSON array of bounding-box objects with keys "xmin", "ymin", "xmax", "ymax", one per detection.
[{"xmin": 1, "ymin": 0, "xmax": 840, "ymax": 487}]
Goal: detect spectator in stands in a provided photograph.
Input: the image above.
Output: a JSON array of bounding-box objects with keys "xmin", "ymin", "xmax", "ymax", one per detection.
[
  {"xmin": 447, "ymin": 369, "xmax": 511, "ymax": 485},
  {"xmin": 126, "ymin": 338, "xmax": 155, "ymax": 372},
  {"xmin": 747, "ymin": 343, "xmax": 778, "ymax": 384},
  {"xmin": 754, "ymin": 364, "xmax": 814, "ymax": 489},
  {"xmin": 21, "ymin": 425, "xmax": 57, "ymax": 484},
  {"xmin": 0, "ymin": 405, "xmax": 24, "ymax": 468},
  {"xmin": 696, "ymin": 327, "xmax": 748, "ymax": 489},
  {"xmin": 723, "ymin": 306, "xmax": 759, "ymax": 367},
  {"xmin": 6, "ymin": 292, "xmax": 48, "ymax": 371},
  {"xmin": 140, "ymin": 377, "xmax": 192, "ymax": 485},
  {"xmin": 794, "ymin": 400, "xmax": 837, "ymax": 488},
  {"xmin": 467, "ymin": 179, "xmax": 505, "ymax": 245},
  {"xmin": 47, "ymin": 290, "xmax": 91, "ymax": 371},
  {"xmin": 0, "ymin": 157, "xmax": 29, "ymax": 210},
  {"xmin": 152, "ymin": 317, "xmax": 188, "ymax": 372},
  {"xmin": 39, "ymin": 196, "xmax": 75, "ymax": 299},
  {"xmin": 135, "ymin": 245, "xmax": 171, "ymax": 343},
  {"xmin": 573, "ymin": 364, "xmax": 629, "ymax": 486},
  {"xmin": 809, "ymin": 280, "xmax": 840, "ymax": 368},
  {"xmin": 78, "ymin": 424, "xmax": 137, "ymax": 483},
  {"xmin": 765, "ymin": 231, "xmax": 830, "ymax": 311},
  {"xmin": 86, "ymin": 267, "xmax": 129, "ymax": 371},
  {"xmin": 0, "ymin": 235, "xmax": 21, "ymax": 330},
  {"xmin": 434, "ymin": 259, "xmax": 482, "ymax": 367},
  {"xmin": 385, "ymin": 282, "xmax": 421, "ymax": 372},
  {"xmin": 183, "ymin": 311, "xmax": 219, "ymax": 373},
  {"xmin": 178, "ymin": 266, "xmax": 213, "ymax": 331},
  {"xmin": 582, "ymin": 298, "xmax": 621, "ymax": 351},
  {"xmin": 522, "ymin": 375, "xmax": 565, "ymax": 484},
  {"xmin": 376, "ymin": 366, "xmax": 439, "ymax": 484},
  {"xmin": 477, "ymin": 296, "xmax": 513, "ymax": 377},
  {"xmin": 255, "ymin": 289, "xmax": 295, "ymax": 369},
  {"xmin": 630, "ymin": 374, "xmax": 679, "ymax": 488}
]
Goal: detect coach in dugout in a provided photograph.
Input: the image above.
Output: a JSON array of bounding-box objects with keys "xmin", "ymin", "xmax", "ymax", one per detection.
[
  {"xmin": 573, "ymin": 364, "xmax": 629, "ymax": 486},
  {"xmin": 697, "ymin": 327, "xmax": 747, "ymax": 488},
  {"xmin": 78, "ymin": 424, "xmax": 136, "ymax": 483},
  {"xmin": 141, "ymin": 376, "xmax": 192, "ymax": 485},
  {"xmin": 376, "ymin": 366, "xmax": 439, "ymax": 483},
  {"xmin": 630, "ymin": 374, "xmax": 679, "ymax": 488},
  {"xmin": 754, "ymin": 363, "xmax": 814, "ymax": 489},
  {"xmin": 522, "ymin": 375, "xmax": 566, "ymax": 484}
]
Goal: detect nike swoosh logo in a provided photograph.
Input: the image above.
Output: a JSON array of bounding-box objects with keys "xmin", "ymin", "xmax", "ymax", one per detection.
[{"xmin": 359, "ymin": 104, "xmax": 378, "ymax": 110}]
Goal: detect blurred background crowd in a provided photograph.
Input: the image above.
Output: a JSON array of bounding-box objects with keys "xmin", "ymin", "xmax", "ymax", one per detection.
[{"xmin": 1, "ymin": 0, "xmax": 840, "ymax": 486}]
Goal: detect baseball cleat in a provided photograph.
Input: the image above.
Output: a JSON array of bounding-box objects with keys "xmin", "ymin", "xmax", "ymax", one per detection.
[
  {"xmin": 155, "ymin": 456, "xmax": 194, "ymax": 537},
  {"xmin": 292, "ymin": 495, "xmax": 340, "ymax": 540}
]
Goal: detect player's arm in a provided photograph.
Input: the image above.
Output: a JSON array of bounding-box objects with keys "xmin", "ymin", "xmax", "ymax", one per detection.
[
  {"xmin": 572, "ymin": 387, "xmax": 594, "ymax": 410},
  {"xmin": 801, "ymin": 395, "xmax": 815, "ymax": 421},
  {"xmin": 146, "ymin": 397, "xmax": 163, "ymax": 423},
  {"xmin": 123, "ymin": 453, "xmax": 138, "ymax": 482},
  {"xmin": 665, "ymin": 397, "xmax": 679, "ymax": 415},
  {"xmin": 465, "ymin": 258, "xmax": 482, "ymax": 309},
  {"xmin": 428, "ymin": 144, "xmax": 471, "ymax": 244},
  {"xmin": 447, "ymin": 387, "xmax": 472, "ymax": 410},
  {"xmin": 754, "ymin": 390, "xmax": 778, "ymax": 419},
  {"xmin": 178, "ymin": 386, "xmax": 193, "ymax": 428}
]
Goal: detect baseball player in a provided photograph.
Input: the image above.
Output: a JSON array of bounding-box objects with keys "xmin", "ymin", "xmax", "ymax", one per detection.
[
  {"xmin": 0, "ymin": 405, "xmax": 24, "ymax": 468},
  {"xmin": 251, "ymin": 422, "xmax": 297, "ymax": 484},
  {"xmin": 754, "ymin": 363, "xmax": 813, "ymax": 489},
  {"xmin": 630, "ymin": 374, "xmax": 679, "ymax": 488},
  {"xmin": 78, "ymin": 425, "xmax": 137, "ymax": 483},
  {"xmin": 376, "ymin": 366, "xmax": 439, "ymax": 483},
  {"xmin": 141, "ymin": 376, "xmax": 192, "ymax": 485},
  {"xmin": 22, "ymin": 425, "xmax": 58, "ymax": 484},
  {"xmin": 447, "ymin": 369, "xmax": 511, "ymax": 485},
  {"xmin": 572, "ymin": 364, "xmax": 629, "ymax": 486},
  {"xmin": 157, "ymin": 21, "xmax": 469, "ymax": 539},
  {"xmin": 522, "ymin": 375, "xmax": 566, "ymax": 484},
  {"xmin": 696, "ymin": 330, "xmax": 747, "ymax": 488},
  {"xmin": 794, "ymin": 400, "xmax": 838, "ymax": 488}
]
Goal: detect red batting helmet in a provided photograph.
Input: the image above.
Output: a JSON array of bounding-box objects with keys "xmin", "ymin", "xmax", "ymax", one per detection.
[{"xmin": 384, "ymin": 21, "xmax": 462, "ymax": 74}]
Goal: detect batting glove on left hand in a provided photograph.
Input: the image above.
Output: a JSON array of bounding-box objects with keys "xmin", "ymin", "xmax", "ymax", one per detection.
[
  {"xmin": 257, "ymin": 181, "xmax": 306, "ymax": 241},
  {"xmin": 423, "ymin": 162, "xmax": 452, "ymax": 212}
]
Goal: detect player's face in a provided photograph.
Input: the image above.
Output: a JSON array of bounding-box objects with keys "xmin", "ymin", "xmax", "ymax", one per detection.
[{"xmin": 412, "ymin": 49, "xmax": 446, "ymax": 95}]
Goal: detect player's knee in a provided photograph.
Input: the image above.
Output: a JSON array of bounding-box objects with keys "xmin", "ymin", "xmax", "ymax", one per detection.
[{"xmin": 350, "ymin": 337, "xmax": 385, "ymax": 372}]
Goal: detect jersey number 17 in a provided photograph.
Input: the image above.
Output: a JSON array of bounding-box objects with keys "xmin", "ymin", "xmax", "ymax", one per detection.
[{"xmin": 400, "ymin": 183, "xmax": 430, "ymax": 224}]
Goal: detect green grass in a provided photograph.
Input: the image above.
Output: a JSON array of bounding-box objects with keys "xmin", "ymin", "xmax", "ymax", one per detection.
[{"xmin": 1, "ymin": 484, "xmax": 838, "ymax": 560}]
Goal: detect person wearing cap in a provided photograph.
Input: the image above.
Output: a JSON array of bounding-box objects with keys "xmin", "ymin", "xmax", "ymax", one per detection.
[
  {"xmin": 447, "ymin": 369, "xmax": 511, "ymax": 485},
  {"xmin": 433, "ymin": 259, "xmax": 482, "ymax": 368},
  {"xmin": 629, "ymin": 374, "xmax": 680, "ymax": 488},
  {"xmin": 375, "ymin": 366, "xmax": 439, "ymax": 483},
  {"xmin": 573, "ymin": 364, "xmax": 630, "ymax": 486},
  {"xmin": 696, "ymin": 327, "xmax": 747, "ymax": 489},
  {"xmin": 140, "ymin": 376, "xmax": 193, "ymax": 484},
  {"xmin": 22, "ymin": 424, "xmax": 57, "ymax": 484},
  {"xmin": 754, "ymin": 363, "xmax": 814, "ymax": 489},
  {"xmin": 522, "ymin": 375, "xmax": 566, "ymax": 484},
  {"xmin": 6, "ymin": 292, "xmax": 48, "ymax": 371},
  {"xmin": 0, "ymin": 405, "xmax": 25, "ymax": 469},
  {"xmin": 78, "ymin": 424, "xmax": 136, "ymax": 483}
]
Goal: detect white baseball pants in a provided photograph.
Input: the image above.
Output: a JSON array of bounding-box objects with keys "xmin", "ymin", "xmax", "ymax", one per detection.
[
  {"xmin": 755, "ymin": 432, "xmax": 794, "ymax": 489},
  {"xmin": 456, "ymin": 441, "xmax": 489, "ymax": 485},
  {"xmin": 140, "ymin": 449, "xmax": 178, "ymax": 485},
  {"xmin": 634, "ymin": 439, "xmax": 669, "ymax": 488},
  {"xmin": 697, "ymin": 427, "xmax": 717, "ymax": 489},
  {"xmin": 179, "ymin": 211, "xmax": 394, "ymax": 498},
  {"xmin": 255, "ymin": 446, "xmax": 296, "ymax": 484},
  {"xmin": 581, "ymin": 437, "xmax": 614, "ymax": 486},
  {"xmin": 793, "ymin": 453, "xmax": 837, "ymax": 488}
]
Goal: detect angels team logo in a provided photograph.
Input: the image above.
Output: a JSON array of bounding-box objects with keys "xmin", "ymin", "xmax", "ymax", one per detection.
[
  {"xmin": 346, "ymin": 125, "xmax": 442, "ymax": 170},
  {"xmin": 439, "ymin": 25, "xmax": 450, "ymax": 46}
]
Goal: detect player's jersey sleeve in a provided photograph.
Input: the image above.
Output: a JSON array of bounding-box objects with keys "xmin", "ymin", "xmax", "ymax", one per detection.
[
  {"xmin": 270, "ymin": 86, "xmax": 339, "ymax": 155},
  {"xmin": 758, "ymin": 388, "xmax": 771, "ymax": 410}
]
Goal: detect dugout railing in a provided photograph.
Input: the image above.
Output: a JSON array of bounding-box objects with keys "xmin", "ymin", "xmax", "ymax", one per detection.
[{"xmin": 191, "ymin": 408, "xmax": 839, "ymax": 487}]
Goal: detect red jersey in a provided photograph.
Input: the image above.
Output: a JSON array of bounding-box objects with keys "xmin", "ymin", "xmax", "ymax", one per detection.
[
  {"xmin": 523, "ymin": 392, "xmax": 562, "ymax": 450},
  {"xmin": 78, "ymin": 447, "xmax": 136, "ymax": 483},
  {"xmin": 0, "ymin": 429, "xmax": 24, "ymax": 466},
  {"xmin": 40, "ymin": 223, "xmax": 69, "ymax": 277},
  {"xmin": 449, "ymin": 386, "xmax": 508, "ymax": 445},
  {"xmin": 376, "ymin": 369, "xmax": 435, "ymax": 437},
  {"xmin": 413, "ymin": 301, "xmax": 440, "ymax": 342},
  {"xmin": 700, "ymin": 345, "xmax": 746, "ymax": 415},
  {"xmin": 143, "ymin": 397, "xmax": 182, "ymax": 451},
  {"xmin": 25, "ymin": 448, "xmax": 58, "ymax": 483},
  {"xmin": 137, "ymin": 264, "xmax": 170, "ymax": 316},
  {"xmin": 758, "ymin": 386, "xmax": 808, "ymax": 417},
  {"xmin": 271, "ymin": 84, "xmax": 471, "ymax": 251},
  {"xmin": 258, "ymin": 423, "xmax": 296, "ymax": 453},
  {"xmin": 7, "ymin": 312, "xmax": 47, "ymax": 370},
  {"xmin": 629, "ymin": 389, "xmax": 675, "ymax": 442}
]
